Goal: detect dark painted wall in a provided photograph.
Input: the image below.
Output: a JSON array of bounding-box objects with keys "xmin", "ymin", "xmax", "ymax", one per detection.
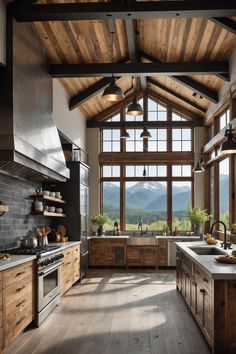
[{"xmin": 0, "ymin": 172, "xmax": 50, "ymax": 249}]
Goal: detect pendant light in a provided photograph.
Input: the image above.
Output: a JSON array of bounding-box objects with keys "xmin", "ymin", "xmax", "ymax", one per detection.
[
  {"xmin": 120, "ymin": 127, "xmax": 130, "ymax": 139},
  {"xmin": 193, "ymin": 149, "xmax": 205, "ymax": 173},
  {"xmin": 220, "ymin": 124, "xmax": 236, "ymax": 154},
  {"xmin": 102, "ymin": 32, "xmax": 125, "ymax": 102},
  {"xmin": 127, "ymin": 78, "xmax": 144, "ymax": 116},
  {"xmin": 142, "ymin": 166, "xmax": 147, "ymax": 177},
  {"xmin": 140, "ymin": 126, "xmax": 151, "ymax": 138}
]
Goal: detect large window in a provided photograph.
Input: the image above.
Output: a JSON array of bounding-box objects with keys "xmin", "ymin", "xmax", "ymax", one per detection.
[
  {"xmin": 148, "ymin": 129, "xmax": 167, "ymax": 152},
  {"xmin": 172, "ymin": 128, "xmax": 191, "ymax": 151},
  {"xmin": 209, "ymin": 166, "xmax": 214, "ymax": 224},
  {"xmin": 102, "ymin": 129, "xmax": 120, "ymax": 152},
  {"xmin": 219, "ymin": 158, "xmax": 229, "ymax": 228},
  {"xmin": 147, "ymin": 99, "xmax": 167, "ymax": 121},
  {"xmin": 126, "ymin": 129, "xmax": 143, "ymax": 152},
  {"xmin": 125, "ymin": 181, "xmax": 167, "ymax": 230},
  {"xmin": 103, "ymin": 181, "xmax": 120, "ymax": 228},
  {"xmin": 172, "ymin": 181, "xmax": 192, "ymax": 230},
  {"xmin": 219, "ymin": 109, "xmax": 230, "ymax": 130}
]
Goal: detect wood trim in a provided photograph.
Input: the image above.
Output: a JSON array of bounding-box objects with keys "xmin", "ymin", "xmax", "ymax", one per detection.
[
  {"xmin": 99, "ymin": 152, "xmax": 194, "ymax": 164},
  {"xmin": 147, "ymin": 89, "xmax": 203, "ymax": 121},
  {"xmin": 203, "ymin": 117, "xmax": 236, "ymax": 154},
  {"xmin": 89, "ymin": 120, "xmax": 203, "ymax": 128},
  {"xmin": 10, "ymin": 2, "xmax": 236, "ymax": 22},
  {"xmin": 211, "ymin": 17, "xmax": 236, "ymax": 35},
  {"xmin": 147, "ymin": 78, "xmax": 207, "ymax": 113}
]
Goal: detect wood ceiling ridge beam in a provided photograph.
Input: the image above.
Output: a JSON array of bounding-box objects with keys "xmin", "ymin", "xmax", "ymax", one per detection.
[
  {"xmin": 9, "ymin": 2, "xmax": 236, "ymax": 22},
  {"xmin": 140, "ymin": 51, "xmax": 219, "ymax": 103},
  {"xmin": 88, "ymin": 120, "xmax": 203, "ymax": 128},
  {"xmin": 210, "ymin": 17, "xmax": 236, "ymax": 35},
  {"xmin": 147, "ymin": 78, "xmax": 207, "ymax": 113},
  {"xmin": 49, "ymin": 62, "xmax": 229, "ymax": 78}
]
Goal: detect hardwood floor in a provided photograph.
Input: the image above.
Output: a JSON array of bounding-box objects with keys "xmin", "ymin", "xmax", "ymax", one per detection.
[{"xmin": 5, "ymin": 269, "xmax": 210, "ymax": 354}]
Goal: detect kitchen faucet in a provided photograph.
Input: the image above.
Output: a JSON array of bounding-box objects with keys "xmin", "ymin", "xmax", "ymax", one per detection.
[
  {"xmin": 210, "ymin": 220, "xmax": 232, "ymax": 250},
  {"xmin": 138, "ymin": 220, "xmax": 148, "ymax": 236}
]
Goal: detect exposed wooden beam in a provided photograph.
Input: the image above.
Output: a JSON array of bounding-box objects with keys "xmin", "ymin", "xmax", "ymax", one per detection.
[
  {"xmin": 215, "ymin": 73, "xmax": 230, "ymax": 81},
  {"xmin": 69, "ymin": 77, "xmax": 115, "ymax": 110},
  {"xmin": 140, "ymin": 51, "xmax": 219, "ymax": 103},
  {"xmin": 49, "ymin": 62, "xmax": 228, "ymax": 78},
  {"xmin": 147, "ymin": 88, "xmax": 202, "ymax": 121},
  {"xmin": 147, "ymin": 77, "xmax": 207, "ymax": 113},
  {"xmin": 87, "ymin": 120, "xmax": 203, "ymax": 128},
  {"xmin": 125, "ymin": 18, "xmax": 137, "ymax": 64},
  {"xmin": 211, "ymin": 17, "xmax": 236, "ymax": 35},
  {"xmin": 100, "ymin": 151, "xmax": 195, "ymax": 164},
  {"xmin": 10, "ymin": 1, "xmax": 236, "ymax": 22}
]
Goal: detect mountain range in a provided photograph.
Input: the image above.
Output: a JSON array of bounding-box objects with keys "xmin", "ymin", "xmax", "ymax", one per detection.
[{"xmin": 104, "ymin": 175, "xmax": 229, "ymax": 213}]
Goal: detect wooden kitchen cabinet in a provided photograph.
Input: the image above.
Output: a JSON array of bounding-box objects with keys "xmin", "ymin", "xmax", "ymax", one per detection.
[
  {"xmin": 2, "ymin": 261, "xmax": 35, "ymax": 349},
  {"xmin": 89, "ymin": 239, "xmax": 126, "ymax": 266},
  {"xmin": 61, "ymin": 244, "xmax": 81, "ymax": 295},
  {"xmin": 157, "ymin": 240, "xmax": 167, "ymax": 266},
  {"xmin": 126, "ymin": 246, "xmax": 156, "ymax": 266}
]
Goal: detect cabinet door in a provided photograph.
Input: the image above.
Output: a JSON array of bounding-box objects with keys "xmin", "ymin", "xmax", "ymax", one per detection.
[
  {"xmin": 203, "ymin": 290, "xmax": 212, "ymax": 344},
  {"xmin": 143, "ymin": 247, "xmax": 156, "ymax": 266},
  {"xmin": 89, "ymin": 246, "xmax": 106, "ymax": 266},
  {"xmin": 176, "ymin": 250, "xmax": 182, "ymax": 290},
  {"xmin": 196, "ymin": 284, "xmax": 204, "ymax": 326},
  {"xmin": 127, "ymin": 246, "xmax": 143, "ymax": 265},
  {"xmin": 191, "ymin": 281, "xmax": 197, "ymax": 314},
  {"xmin": 157, "ymin": 240, "xmax": 167, "ymax": 266}
]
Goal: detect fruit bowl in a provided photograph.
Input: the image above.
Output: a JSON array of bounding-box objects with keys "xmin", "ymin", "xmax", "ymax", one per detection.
[
  {"xmin": 215, "ymin": 255, "xmax": 236, "ymax": 264},
  {"xmin": 205, "ymin": 238, "xmax": 218, "ymax": 245}
]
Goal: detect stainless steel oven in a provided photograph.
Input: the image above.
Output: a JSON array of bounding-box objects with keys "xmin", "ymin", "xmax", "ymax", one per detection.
[{"xmin": 37, "ymin": 253, "xmax": 64, "ymax": 326}]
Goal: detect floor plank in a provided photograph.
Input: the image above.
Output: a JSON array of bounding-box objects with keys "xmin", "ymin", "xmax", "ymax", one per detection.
[{"xmin": 5, "ymin": 269, "xmax": 211, "ymax": 354}]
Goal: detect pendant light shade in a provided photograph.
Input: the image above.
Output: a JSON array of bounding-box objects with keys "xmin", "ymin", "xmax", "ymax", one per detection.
[
  {"xmin": 127, "ymin": 98, "xmax": 144, "ymax": 116},
  {"xmin": 142, "ymin": 166, "xmax": 147, "ymax": 177},
  {"xmin": 120, "ymin": 128, "xmax": 130, "ymax": 139},
  {"xmin": 140, "ymin": 126, "xmax": 151, "ymax": 139},
  {"xmin": 220, "ymin": 124, "xmax": 236, "ymax": 154},
  {"xmin": 193, "ymin": 159, "xmax": 205, "ymax": 173},
  {"xmin": 102, "ymin": 77, "xmax": 125, "ymax": 102}
]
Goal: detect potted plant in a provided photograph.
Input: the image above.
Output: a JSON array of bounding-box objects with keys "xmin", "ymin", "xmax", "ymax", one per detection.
[
  {"xmin": 162, "ymin": 224, "xmax": 170, "ymax": 236},
  {"xmin": 90, "ymin": 214, "xmax": 109, "ymax": 236},
  {"xmin": 231, "ymin": 223, "xmax": 236, "ymax": 234},
  {"xmin": 186, "ymin": 205, "xmax": 211, "ymax": 235}
]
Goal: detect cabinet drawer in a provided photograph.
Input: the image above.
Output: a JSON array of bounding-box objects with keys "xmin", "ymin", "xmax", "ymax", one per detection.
[
  {"xmin": 4, "ymin": 306, "xmax": 33, "ymax": 348},
  {"xmin": 195, "ymin": 265, "xmax": 212, "ymax": 292},
  {"xmin": 3, "ymin": 262, "xmax": 34, "ymax": 289},
  {"xmin": 63, "ymin": 247, "xmax": 74, "ymax": 258},
  {"xmin": 3, "ymin": 275, "xmax": 33, "ymax": 310}
]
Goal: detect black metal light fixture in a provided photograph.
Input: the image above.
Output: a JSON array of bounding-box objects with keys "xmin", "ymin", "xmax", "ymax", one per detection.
[
  {"xmin": 193, "ymin": 149, "xmax": 205, "ymax": 173},
  {"xmin": 220, "ymin": 124, "xmax": 236, "ymax": 154},
  {"xmin": 102, "ymin": 32, "xmax": 125, "ymax": 102},
  {"xmin": 120, "ymin": 127, "xmax": 130, "ymax": 139},
  {"xmin": 127, "ymin": 98, "xmax": 144, "ymax": 116},
  {"xmin": 140, "ymin": 126, "xmax": 151, "ymax": 138},
  {"xmin": 142, "ymin": 166, "xmax": 147, "ymax": 177}
]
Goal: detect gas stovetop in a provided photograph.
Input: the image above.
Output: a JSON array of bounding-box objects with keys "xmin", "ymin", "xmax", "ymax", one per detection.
[{"xmin": 2, "ymin": 246, "xmax": 61, "ymax": 256}]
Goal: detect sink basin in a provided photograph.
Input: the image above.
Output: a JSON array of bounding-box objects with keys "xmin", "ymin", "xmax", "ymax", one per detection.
[
  {"xmin": 189, "ymin": 246, "xmax": 227, "ymax": 256},
  {"xmin": 127, "ymin": 237, "xmax": 156, "ymax": 246}
]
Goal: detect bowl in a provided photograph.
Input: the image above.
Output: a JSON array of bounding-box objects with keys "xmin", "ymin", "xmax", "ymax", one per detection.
[
  {"xmin": 50, "ymin": 192, "xmax": 56, "ymax": 197},
  {"xmin": 55, "ymin": 192, "xmax": 61, "ymax": 198},
  {"xmin": 48, "ymin": 206, "xmax": 55, "ymax": 213},
  {"xmin": 43, "ymin": 190, "xmax": 50, "ymax": 196},
  {"xmin": 56, "ymin": 208, "xmax": 63, "ymax": 214}
]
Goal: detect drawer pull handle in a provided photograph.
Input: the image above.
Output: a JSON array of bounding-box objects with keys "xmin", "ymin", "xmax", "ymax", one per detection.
[
  {"xmin": 192, "ymin": 281, "xmax": 197, "ymax": 286},
  {"xmin": 66, "ymin": 262, "xmax": 71, "ymax": 266},
  {"xmin": 199, "ymin": 288, "xmax": 206, "ymax": 295},
  {"xmin": 16, "ymin": 316, "xmax": 26, "ymax": 326},
  {"xmin": 203, "ymin": 277, "xmax": 209, "ymax": 283},
  {"xmin": 15, "ymin": 271, "xmax": 25, "ymax": 277},
  {"xmin": 67, "ymin": 252, "xmax": 71, "ymax": 256},
  {"xmin": 16, "ymin": 285, "xmax": 26, "ymax": 292},
  {"xmin": 65, "ymin": 279, "xmax": 70, "ymax": 284},
  {"xmin": 16, "ymin": 299, "xmax": 26, "ymax": 307}
]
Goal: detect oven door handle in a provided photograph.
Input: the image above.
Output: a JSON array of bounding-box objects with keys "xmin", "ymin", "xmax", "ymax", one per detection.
[{"xmin": 38, "ymin": 261, "xmax": 63, "ymax": 276}]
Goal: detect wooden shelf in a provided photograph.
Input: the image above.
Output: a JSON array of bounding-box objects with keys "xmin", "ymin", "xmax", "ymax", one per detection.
[
  {"xmin": 0, "ymin": 205, "xmax": 9, "ymax": 213},
  {"xmin": 31, "ymin": 195, "xmax": 66, "ymax": 204},
  {"xmin": 32, "ymin": 211, "xmax": 66, "ymax": 218}
]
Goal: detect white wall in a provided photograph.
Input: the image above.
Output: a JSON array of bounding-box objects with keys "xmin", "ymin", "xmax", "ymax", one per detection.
[
  {"xmin": 52, "ymin": 80, "xmax": 86, "ymax": 150},
  {"xmin": 206, "ymin": 49, "xmax": 236, "ymax": 120},
  {"xmin": 87, "ymin": 128, "xmax": 100, "ymax": 218},
  {"xmin": 0, "ymin": 0, "xmax": 6, "ymax": 65}
]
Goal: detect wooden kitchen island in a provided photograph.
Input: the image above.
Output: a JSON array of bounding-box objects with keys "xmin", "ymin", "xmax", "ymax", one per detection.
[{"xmin": 176, "ymin": 242, "xmax": 236, "ymax": 354}]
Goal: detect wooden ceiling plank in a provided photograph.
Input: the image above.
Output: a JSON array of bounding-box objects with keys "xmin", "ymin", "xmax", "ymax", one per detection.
[
  {"xmin": 147, "ymin": 77, "xmax": 207, "ymax": 113},
  {"xmin": 49, "ymin": 61, "xmax": 229, "ymax": 78},
  {"xmin": 211, "ymin": 17, "xmax": 236, "ymax": 35},
  {"xmin": 10, "ymin": 2, "xmax": 236, "ymax": 22}
]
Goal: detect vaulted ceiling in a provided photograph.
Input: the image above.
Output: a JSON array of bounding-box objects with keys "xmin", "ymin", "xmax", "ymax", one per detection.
[{"xmin": 8, "ymin": 1, "xmax": 236, "ymax": 121}]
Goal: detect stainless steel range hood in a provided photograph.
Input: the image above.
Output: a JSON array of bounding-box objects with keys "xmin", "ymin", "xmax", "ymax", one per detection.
[{"xmin": 0, "ymin": 21, "xmax": 69, "ymax": 182}]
